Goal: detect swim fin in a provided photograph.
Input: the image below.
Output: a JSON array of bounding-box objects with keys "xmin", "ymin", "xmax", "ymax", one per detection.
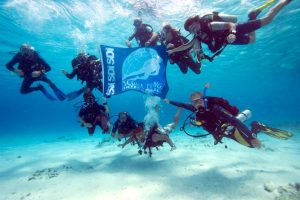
[
  {"xmin": 66, "ymin": 87, "xmax": 85, "ymax": 101},
  {"xmin": 52, "ymin": 87, "xmax": 66, "ymax": 101},
  {"xmin": 255, "ymin": 122, "xmax": 293, "ymax": 140},
  {"xmin": 39, "ymin": 84, "xmax": 57, "ymax": 101},
  {"xmin": 248, "ymin": 0, "xmax": 276, "ymax": 20}
]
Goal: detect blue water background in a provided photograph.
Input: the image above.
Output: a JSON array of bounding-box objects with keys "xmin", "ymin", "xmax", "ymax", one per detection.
[{"xmin": 0, "ymin": 0, "xmax": 299, "ymax": 146}]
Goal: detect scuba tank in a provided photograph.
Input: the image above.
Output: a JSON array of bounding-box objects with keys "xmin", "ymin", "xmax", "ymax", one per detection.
[
  {"xmin": 224, "ymin": 109, "xmax": 252, "ymax": 135},
  {"xmin": 202, "ymin": 11, "xmax": 237, "ymax": 23}
]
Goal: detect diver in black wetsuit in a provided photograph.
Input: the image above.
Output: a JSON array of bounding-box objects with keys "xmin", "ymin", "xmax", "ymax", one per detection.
[
  {"xmin": 164, "ymin": 91, "xmax": 292, "ymax": 148},
  {"xmin": 62, "ymin": 53, "xmax": 103, "ymax": 100},
  {"xmin": 6, "ymin": 44, "xmax": 66, "ymax": 101},
  {"xmin": 161, "ymin": 23, "xmax": 201, "ymax": 74},
  {"xmin": 125, "ymin": 18, "xmax": 159, "ymax": 47},
  {"xmin": 78, "ymin": 93, "xmax": 110, "ymax": 135},
  {"xmin": 168, "ymin": 0, "xmax": 293, "ymax": 60},
  {"xmin": 111, "ymin": 112, "xmax": 139, "ymax": 140}
]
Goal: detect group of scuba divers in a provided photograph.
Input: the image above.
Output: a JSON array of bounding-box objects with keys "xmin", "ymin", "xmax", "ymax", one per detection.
[{"xmin": 6, "ymin": 0, "xmax": 293, "ymax": 157}]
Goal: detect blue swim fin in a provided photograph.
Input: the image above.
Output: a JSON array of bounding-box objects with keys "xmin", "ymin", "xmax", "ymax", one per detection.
[
  {"xmin": 66, "ymin": 87, "xmax": 85, "ymax": 101},
  {"xmin": 39, "ymin": 84, "xmax": 57, "ymax": 101},
  {"xmin": 52, "ymin": 87, "xmax": 66, "ymax": 101}
]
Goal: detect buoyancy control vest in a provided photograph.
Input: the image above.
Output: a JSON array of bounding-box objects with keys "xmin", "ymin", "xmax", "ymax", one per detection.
[{"xmin": 197, "ymin": 12, "xmax": 237, "ymax": 52}]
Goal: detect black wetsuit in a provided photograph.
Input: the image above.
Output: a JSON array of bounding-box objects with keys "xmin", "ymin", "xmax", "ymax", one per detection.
[
  {"xmin": 112, "ymin": 116, "xmax": 138, "ymax": 136},
  {"xmin": 66, "ymin": 55, "xmax": 103, "ymax": 93},
  {"xmin": 165, "ymin": 29, "xmax": 201, "ymax": 74},
  {"xmin": 79, "ymin": 103, "xmax": 109, "ymax": 134},
  {"xmin": 129, "ymin": 24, "xmax": 157, "ymax": 47},
  {"xmin": 6, "ymin": 52, "xmax": 61, "ymax": 95},
  {"xmin": 169, "ymin": 97, "xmax": 260, "ymax": 147}
]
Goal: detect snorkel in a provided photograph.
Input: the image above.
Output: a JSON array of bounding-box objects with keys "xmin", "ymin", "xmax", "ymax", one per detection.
[{"xmin": 203, "ymin": 83, "xmax": 209, "ymax": 111}]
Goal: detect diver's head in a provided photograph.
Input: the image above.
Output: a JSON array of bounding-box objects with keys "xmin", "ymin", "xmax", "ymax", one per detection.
[
  {"xmin": 161, "ymin": 23, "xmax": 173, "ymax": 40},
  {"xmin": 77, "ymin": 53, "xmax": 88, "ymax": 63},
  {"xmin": 83, "ymin": 93, "xmax": 96, "ymax": 105},
  {"xmin": 118, "ymin": 112, "xmax": 128, "ymax": 123},
  {"xmin": 162, "ymin": 23, "xmax": 172, "ymax": 32},
  {"xmin": 87, "ymin": 55, "xmax": 98, "ymax": 64},
  {"xmin": 184, "ymin": 15, "xmax": 201, "ymax": 34},
  {"xmin": 133, "ymin": 18, "xmax": 142, "ymax": 28},
  {"xmin": 20, "ymin": 43, "xmax": 35, "ymax": 59},
  {"xmin": 190, "ymin": 91, "xmax": 204, "ymax": 109}
]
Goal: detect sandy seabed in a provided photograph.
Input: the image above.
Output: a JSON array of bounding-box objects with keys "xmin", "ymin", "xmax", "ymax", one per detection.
[{"xmin": 0, "ymin": 130, "xmax": 299, "ymax": 200}]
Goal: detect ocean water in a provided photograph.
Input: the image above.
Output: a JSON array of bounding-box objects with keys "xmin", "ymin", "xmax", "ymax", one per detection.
[{"xmin": 0, "ymin": 1, "xmax": 300, "ymax": 199}]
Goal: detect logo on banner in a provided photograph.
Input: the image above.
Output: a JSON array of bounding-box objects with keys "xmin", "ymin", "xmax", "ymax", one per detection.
[
  {"xmin": 105, "ymin": 47, "xmax": 115, "ymax": 96},
  {"xmin": 122, "ymin": 48, "xmax": 163, "ymax": 93}
]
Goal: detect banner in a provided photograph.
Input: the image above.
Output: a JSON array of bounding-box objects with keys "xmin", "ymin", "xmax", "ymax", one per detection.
[{"xmin": 99, "ymin": 45, "xmax": 169, "ymax": 98}]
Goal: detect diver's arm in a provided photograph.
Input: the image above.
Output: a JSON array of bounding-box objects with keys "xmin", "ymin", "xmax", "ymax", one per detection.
[
  {"xmin": 6, "ymin": 54, "xmax": 19, "ymax": 72},
  {"xmin": 79, "ymin": 116, "xmax": 92, "ymax": 128},
  {"xmin": 62, "ymin": 69, "xmax": 76, "ymax": 79},
  {"xmin": 125, "ymin": 29, "xmax": 137, "ymax": 47},
  {"xmin": 167, "ymin": 37, "xmax": 198, "ymax": 55},
  {"xmin": 172, "ymin": 107, "xmax": 183, "ymax": 128},
  {"xmin": 102, "ymin": 97, "xmax": 109, "ymax": 113},
  {"xmin": 128, "ymin": 31, "xmax": 136, "ymax": 41},
  {"xmin": 164, "ymin": 99, "xmax": 194, "ymax": 112},
  {"xmin": 38, "ymin": 57, "xmax": 51, "ymax": 72},
  {"xmin": 119, "ymin": 136, "xmax": 135, "ymax": 148},
  {"xmin": 146, "ymin": 32, "xmax": 158, "ymax": 46}
]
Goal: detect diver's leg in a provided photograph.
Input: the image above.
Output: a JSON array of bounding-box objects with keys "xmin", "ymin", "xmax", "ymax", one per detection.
[
  {"xmin": 40, "ymin": 76, "xmax": 66, "ymax": 100},
  {"xmin": 221, "ymin": 112, "xmax": 261, "ymax": 148},
  {"xmin": 152, "ymin": 134, "xmax": 176, "ymax": 150},
  {"xmin": 235, "ymin": 0, "xmax": 291, "ymax": 44},
  {"xmin": 186, "ymin": 56, "xmax": 201, "ymax": 74},
  {"xmin": 260, "ymin": 0, "xmax": 292, "ymax": 26},
  {"xmin": 176, "ymin": 61, "xmax": 188, "ymax": 74},
  {"xmin": 248, "ymin": 0, "xmax": 276, "ymax": 20},
  {"xmin": 88, "ymin": 126, "xmax": 96, "ymax": 136},
  {"xmin": 20, "ymin": 77, "xmax": 41, "ymax": 94}
]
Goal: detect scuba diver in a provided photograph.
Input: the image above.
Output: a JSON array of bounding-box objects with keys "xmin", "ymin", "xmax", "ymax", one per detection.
[
  {"xmin": 118, "ymin": 106, "xmax": 182, "ymax": 157},
  {"xmin": 168, "ymin": 0, "xmax": 292, "ymax": 62},
  {"xmin": 78, "ymin": 93, "xmax": 110, "ymax": 136},
  {"xmin": 161, "ymin": 23, "xmax": 201, "ymax": 74},
  {"xmin": 111, "ymin": 112, "xmax": 139, "ymax": 140},
  {"xmin": 62, "ymin": 53, "xmax": 103, "ymax": 101},
  {"xmin": 164, "ymin": 91, "xmax": 293, "ymax": 148},
  {"xmin": 6, "ymin": 43, "xmax": 66, "ymax": 101},
  {"xmin": 125, "ymin": 18, "xmax": 159, "ymax": 47}
]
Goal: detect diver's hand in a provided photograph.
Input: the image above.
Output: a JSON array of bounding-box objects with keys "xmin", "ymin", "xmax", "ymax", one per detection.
[
  {"xmin": 14, "ymin": 69, "xmax": 24, "ymax": 76},
  {"xmin": 85, "ymin": 123, "xmax": 93, "ymax": 128},
  {"xmin": 226, "ymin": 33, "xmax": 236, "ymax": 44},
  {"xmin": 145, "ymin": 41, "xmax": 151, "ymax": 47},
  {"xmin": 61, "ymin": 69, "xmax": 68, "ymax": 75},
  {"xmin": 170, "ymin": 146, "xmax": 176, "ymax": 151},
  {"xmin": 102, "ymin": 97, "xmax": 107, "ymax": 104},
  {"xmin": 125, "ymin": 40, "xmax": 132, "ymax": 48},
  {"xmin": 163, "ymin": 99, "xmax": 170, "ymax": 104},
  {"xmin": 31, "ymin": 70, "xmax": 43, "ymax": 78}
]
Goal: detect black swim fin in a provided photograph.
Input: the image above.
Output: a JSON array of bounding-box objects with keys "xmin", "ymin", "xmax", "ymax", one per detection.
[
  {"xmin": 52, "ymin": 87, "xmax": 66, "ymax": 101},
  {"xmin": 254, "ymin": 122, "xmax": 293, "ymax": 140},
  {"xmin": 39, "ymin": 84, "xmax": 56, "ymax": 101},
  {"xmin": 66, "ymin": 87, "xmax": 85, "ymax": 101}
]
